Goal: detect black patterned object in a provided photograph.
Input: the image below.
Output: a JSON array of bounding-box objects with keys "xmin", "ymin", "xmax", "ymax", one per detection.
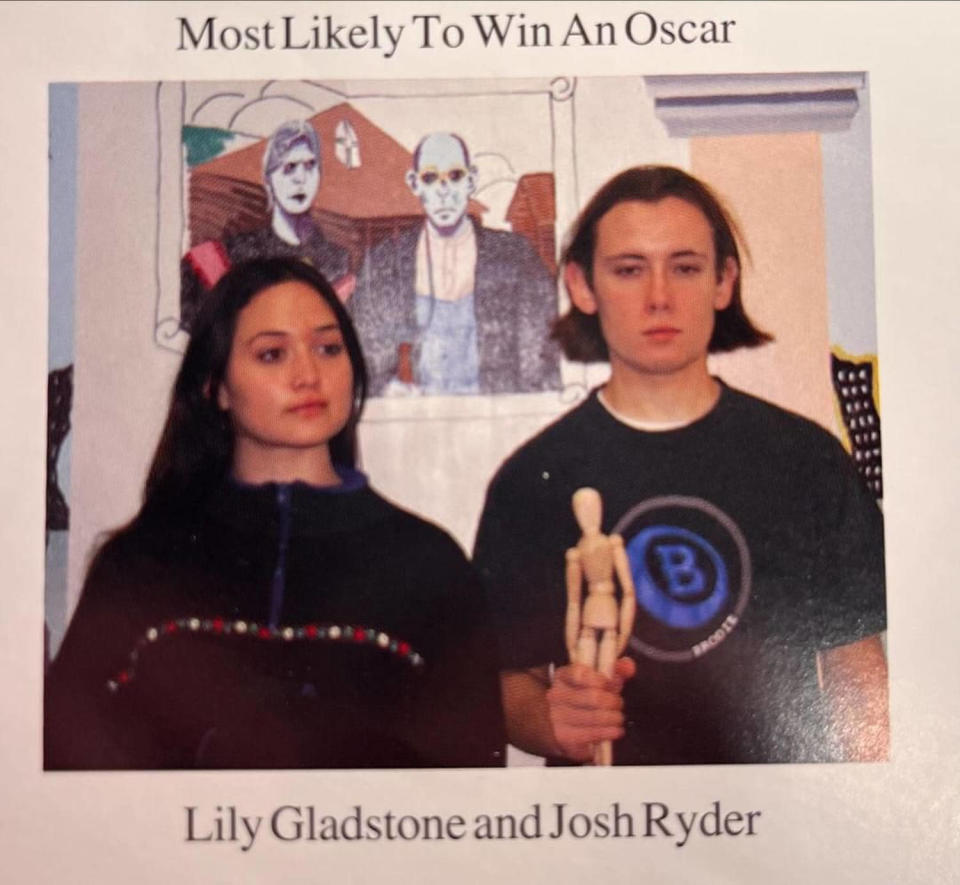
[
  {"xmin": 831, "ymin": 353, "xmax": 882, "ymax": 499},
  {"xmin": 47, "ymin": 364, "xmax": 73, "ymax": 531}
]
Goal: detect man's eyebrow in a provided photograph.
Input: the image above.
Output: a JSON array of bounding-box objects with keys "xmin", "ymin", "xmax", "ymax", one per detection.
[
  {"xmin": 601, "ymin": 249, "xmax": 708, "ymax": 261},
  {"xmin": 601, "ymin": 252, "xmax": 649, "ymax": 262}
]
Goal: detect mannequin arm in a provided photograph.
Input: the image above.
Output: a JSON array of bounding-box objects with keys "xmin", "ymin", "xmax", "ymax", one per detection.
[{"xmin": 611, "ymin": 536, "xmax": 637, "ymax": 655}]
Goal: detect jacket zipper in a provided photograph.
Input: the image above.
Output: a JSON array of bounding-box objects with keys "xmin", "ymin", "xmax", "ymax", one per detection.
[{"xmin": 268, "ymin": 484, "xmax": 293, "ymax": 628}]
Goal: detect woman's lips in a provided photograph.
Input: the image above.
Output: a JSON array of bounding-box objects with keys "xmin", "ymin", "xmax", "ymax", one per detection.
[{"xmin": 288, "ymin": 399, "xmax": 328, "ymax": 416}]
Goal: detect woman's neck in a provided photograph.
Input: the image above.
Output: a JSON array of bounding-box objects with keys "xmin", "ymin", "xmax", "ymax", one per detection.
[
  {"xmin": 271, "ymin": 208, "xmax": 311, "ymax": 246},
  {"xmin": 231, "ymin": 442, "xmax": 341, "ymax": 487}
]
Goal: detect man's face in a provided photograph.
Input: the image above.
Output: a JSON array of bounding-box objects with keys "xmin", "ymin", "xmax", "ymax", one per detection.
[
  {"xmin": 565, "ymin": 197, "xmax": 736, "ymax": 380},
  {"xmin": 407, "ymin": 134, "xmax": 476, "ymax": 235},
  {"xmin": 268, "ymin": 142, "xmax": 319, "ymax": 217}
]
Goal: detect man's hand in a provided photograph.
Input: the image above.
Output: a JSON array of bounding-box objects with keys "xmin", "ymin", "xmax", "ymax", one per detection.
[
  {"xmin": 546, "ymin": 657, "xmax": 636, "ymax": 762},
  {"xmin": 500, "ymin": 658, "xmax": 636, "ymax": 762}
]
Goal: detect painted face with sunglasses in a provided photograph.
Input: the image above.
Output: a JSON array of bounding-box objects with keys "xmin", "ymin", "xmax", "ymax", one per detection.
[{"xmin": 406, "ymin": 133, "xmax": 478, "ymax": 236}]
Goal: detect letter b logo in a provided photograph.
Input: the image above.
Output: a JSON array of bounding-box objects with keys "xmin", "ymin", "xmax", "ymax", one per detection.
[
  {"xmin": 627, "ymin": 526, "xmax": 728, "ymax": 629},
  {"xmin": 653, "ymin": 544, "xmax": 706, "ymax": 598}
]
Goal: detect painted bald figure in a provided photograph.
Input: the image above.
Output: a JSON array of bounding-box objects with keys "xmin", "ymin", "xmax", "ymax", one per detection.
[{"xmin": 349, "ymin": 132, "xmax": 560, "ymax": 397}]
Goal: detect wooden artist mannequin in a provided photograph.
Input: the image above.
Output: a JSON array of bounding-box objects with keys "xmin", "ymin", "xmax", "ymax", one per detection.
[{"xmin": 564, "ymin": 487, "xmax": 637, "ymax": 765}]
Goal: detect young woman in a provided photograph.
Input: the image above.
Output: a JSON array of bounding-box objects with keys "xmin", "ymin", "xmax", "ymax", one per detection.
[{"xmin": 45, "ymin": 258, "xmax": 505, "ymax": 769}]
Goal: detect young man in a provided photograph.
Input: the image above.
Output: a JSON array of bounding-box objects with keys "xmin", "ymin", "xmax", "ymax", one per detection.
[{"xmin": 473, "ymin": 166, "xmax": 888, "ymax": 765}]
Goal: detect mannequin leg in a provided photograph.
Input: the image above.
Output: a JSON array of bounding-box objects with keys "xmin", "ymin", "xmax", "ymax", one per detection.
[
  {"xmin": 576, "ymin": 627, "xmax": 598, "ymax": 670},
  {"xmin": 594, "ymin": 628, "xmax": 619, "ymax": 766}
]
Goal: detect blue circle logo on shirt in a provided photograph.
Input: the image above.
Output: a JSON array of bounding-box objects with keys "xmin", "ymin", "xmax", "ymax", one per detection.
[
  {"xmin": 628, "ymin": 525, "xmax": 728, "ymax": 629},
  {"xmin": 613, "ymin": 496, "xmax": 751, "ymax": 663}
]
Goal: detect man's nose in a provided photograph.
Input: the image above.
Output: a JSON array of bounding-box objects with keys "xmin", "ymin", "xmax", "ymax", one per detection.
[{"xmin": 645, "ymin": 268, "xmax": 673, "ymax": 311}]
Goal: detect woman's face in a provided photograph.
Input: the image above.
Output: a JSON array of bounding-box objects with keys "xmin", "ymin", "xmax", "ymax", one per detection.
[
  {"xmin": 268, "ymin": 141, "xmax": 319, "ymax": 217},
  {"xmin": 217, "ymin": 280, "xmax": 354, "ymax": 469}
]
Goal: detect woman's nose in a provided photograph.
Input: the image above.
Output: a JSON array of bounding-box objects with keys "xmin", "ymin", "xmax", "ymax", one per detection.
[{"xmin": 291, "ymin": 349, "xmax": 320, "ymax": 387}]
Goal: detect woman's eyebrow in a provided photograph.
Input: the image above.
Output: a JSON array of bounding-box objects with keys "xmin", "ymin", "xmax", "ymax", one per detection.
[{"xmin": 245, "ymin": 329, "xmax": 289, "ymax": 345}]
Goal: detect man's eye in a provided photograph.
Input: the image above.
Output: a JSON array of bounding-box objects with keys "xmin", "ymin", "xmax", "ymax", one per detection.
[
  {"xmin": 256, "ymin": 348, "xmax": 284, "ymax": 363},
  {"xmin": 674, "ymin": 263, "xmax": 703, "ymax": 276},
  {"xmin": 613, "ymin": 265, "xmax": 644, "ymax": 277},
  {"xmin": 447, "ymin": 169, "xmax": 465, "ymax": 183},
  {"xmin": 420, "ymin": 171, "xmax": 438, "ymax": 185}
]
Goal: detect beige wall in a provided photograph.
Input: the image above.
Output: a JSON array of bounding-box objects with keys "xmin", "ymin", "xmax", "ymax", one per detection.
[
  {"xmin": 693, "ymin": 133, "xmax": 837, "ymax": 434},
  {"xmin": 68, "ymin": 83, "xmax": 182, "ymax": 608}
]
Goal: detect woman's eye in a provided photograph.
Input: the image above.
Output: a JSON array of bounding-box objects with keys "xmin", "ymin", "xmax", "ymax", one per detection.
[
  {"xmin": 283, "ymin": 162, "xmax": 295, "ymax": 175},
  {"xmin": 316, "ymin": 342, "xmax": 344, "ymax": 357},
  {"xmin": 256, "ymin": 348, "xmax": 284, "ymax": 363}
]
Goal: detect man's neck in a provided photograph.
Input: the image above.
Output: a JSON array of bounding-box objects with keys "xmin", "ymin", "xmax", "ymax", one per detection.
[
  {"xmin": 603, "ymin": 361, "xmax": 721, "ymax": 426},
  {"xmin": 426, "ymin": 216, "xmax": 471, "ymax": 241}
]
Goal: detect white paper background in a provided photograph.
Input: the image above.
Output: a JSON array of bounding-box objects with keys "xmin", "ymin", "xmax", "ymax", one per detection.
[{"xmin": 2, "ymin": 2, "xmax": 958, "ymax": 881}]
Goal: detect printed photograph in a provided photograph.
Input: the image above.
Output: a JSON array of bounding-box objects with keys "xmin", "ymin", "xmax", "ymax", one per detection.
[{"xmin": 44, "ymin": 72, "xmax": 887, "ymax": 770}]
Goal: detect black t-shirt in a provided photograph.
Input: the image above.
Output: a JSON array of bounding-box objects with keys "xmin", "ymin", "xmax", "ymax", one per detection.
[{"xmin": 473, "ymin": 385, "xmax": 886, "ymax": 764}]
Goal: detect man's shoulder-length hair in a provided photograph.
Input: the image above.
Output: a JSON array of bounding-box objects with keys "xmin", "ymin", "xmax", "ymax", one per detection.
[{"xmin": 552, "ymin": 165, "xmax": 772, "ymax": 362}]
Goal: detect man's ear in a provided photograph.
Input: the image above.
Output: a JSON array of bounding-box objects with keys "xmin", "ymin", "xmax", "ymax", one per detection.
[
  {"xmin": 466, "ymin": 164, "xmax": 478, "ymax": 197},
  {"xmin": 714, "ymin": 256, "xmax": 738, "ymax": 311},
  {"xmin": 405, "ymin": 168, "xmax": 419, "ymax": 196},
  {"xmin": 564, "ymin": 262, "xmax": 598, "ymax": 315}
]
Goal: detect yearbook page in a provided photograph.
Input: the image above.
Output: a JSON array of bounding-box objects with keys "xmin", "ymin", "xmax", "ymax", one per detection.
[{"xmin": 2, "ymin": 2, "xmax": 958, "ymax": 882}]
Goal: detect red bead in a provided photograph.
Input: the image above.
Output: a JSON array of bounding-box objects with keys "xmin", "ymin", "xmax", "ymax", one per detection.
[
  {"xmin": 353, "ymin": 628, "xmax": 365, "ymax": 642},
  {"xmin": 259, "ymin": 627, "xmax": 270, "ymax": 639},
  {"xmin": 306, "ymin": 624, "xmax": 318, "ymax": 638},
  {"xmin": 163, "ymin": 621, "xmax": 177, "ymax": 634},
  {"xmin": 398, "ymin": 641, "xmax": 411, "ymax": 656},
  {"xmin": 212, "ymin": 618, "xmax": 224, "ymax": 633},
  {"xmin": 118, "ymin": 671, "xmax": 130, "ymax": 683}
]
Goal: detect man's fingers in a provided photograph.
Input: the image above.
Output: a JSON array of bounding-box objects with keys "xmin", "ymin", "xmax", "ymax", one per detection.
[
  {"xmin": 553, "ymin": 725, "xmax": 626, "ymax": 762},
  {"xmin": 547, "ymin": 702, "xmax": 624, "ymax": 728},
  {"xmin": 547, "ymin": 679, "xmax": 623, "ymax": 712},
  {"xmin": 611, "ymin": 656, "xmax": 637, "ymax": 688},
  {"xmin": 554, "ymin": 662, "xmax": 621, "ymax": 692}
]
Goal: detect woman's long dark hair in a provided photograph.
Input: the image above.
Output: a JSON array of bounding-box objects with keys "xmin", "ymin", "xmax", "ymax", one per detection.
[{"xmin": 143, "ymin": 257, "xmax": 367, "ymax": 517}]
